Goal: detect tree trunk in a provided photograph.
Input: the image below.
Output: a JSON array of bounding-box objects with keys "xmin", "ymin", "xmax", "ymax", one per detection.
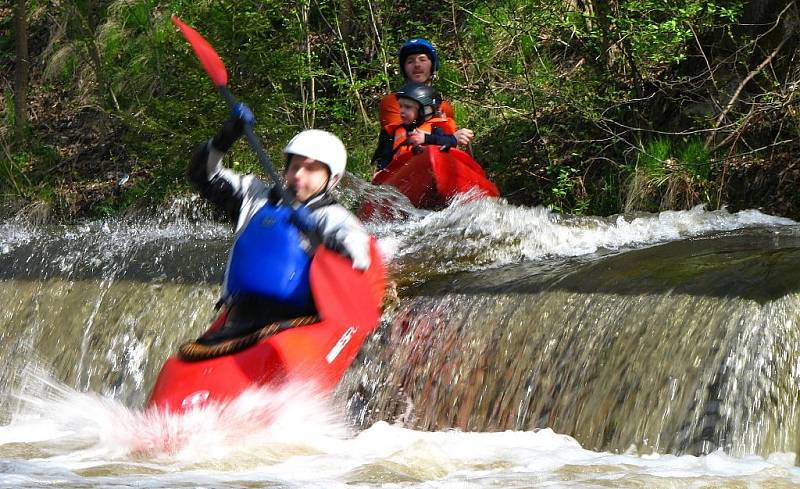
[{"xmin": 13, "ymin": 0, "xmax": 29, "ymax": 144}]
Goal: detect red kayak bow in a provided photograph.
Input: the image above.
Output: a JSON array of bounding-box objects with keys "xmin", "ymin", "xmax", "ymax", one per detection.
[{"xmin": 147, "ymin": 240, "xmax": 385, "ymax": 413}]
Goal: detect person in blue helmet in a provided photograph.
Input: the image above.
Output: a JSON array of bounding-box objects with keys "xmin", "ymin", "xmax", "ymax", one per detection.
[
  {"xmin": 371, "ymin": 38, "xmax": 474, "ymax": 169},
  {"xmin": 188, "ymin": 105, "xmax": 372, "ymax": 344}
]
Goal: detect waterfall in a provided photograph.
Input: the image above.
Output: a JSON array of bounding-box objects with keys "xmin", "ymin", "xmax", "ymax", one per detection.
[{"xmin": 1, "ymin": 199, "xmax": 798, "ymax": 459}]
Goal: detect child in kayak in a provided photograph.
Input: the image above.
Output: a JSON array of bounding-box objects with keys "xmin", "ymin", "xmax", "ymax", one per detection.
[
  {"xmin": 188, "ymin": 105, "xmax": 371, "ymax": 343},
  {"xmin": 372, "ymin": 82, "xmax": 458, "ymax": 169},
  {"xmin": 371, "ymin": 38, "xmax": 474, "ymax": 168}
]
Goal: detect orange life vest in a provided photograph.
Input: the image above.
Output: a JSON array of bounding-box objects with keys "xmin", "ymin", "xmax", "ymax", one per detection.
[
  {"xmin": 379, "ymin": 92, "xmax": 455, "ymax": 133},
  {"xmin": 388, "ymin": 115, "xmax": 457, "ymax": 156}
]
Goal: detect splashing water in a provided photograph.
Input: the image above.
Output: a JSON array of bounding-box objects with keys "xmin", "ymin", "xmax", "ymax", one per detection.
[
  {"xmin": 2, "ymin": 364, "xmax": 348, "ymax": 463},
  {"xmin": 2, "ymin": 192, "xmax": 800, "ymax": 487},
  {"xmin": 370, "ymin": 197, "xmax": 795, "ymax": 278},
  {"xmin": 1, "ymin": 365, "xmax": 799, "ymax": 488}
]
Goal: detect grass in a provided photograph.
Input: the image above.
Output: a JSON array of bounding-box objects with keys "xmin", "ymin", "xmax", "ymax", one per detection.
[{"xmin": 625, "ymin": 137, "xmax": 714, "ymax": 213}]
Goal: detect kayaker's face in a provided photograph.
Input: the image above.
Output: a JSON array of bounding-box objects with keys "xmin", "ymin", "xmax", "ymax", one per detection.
[
  {"xmin": 403, "ymin": 54, "xmax": 433, "ymax": 83},
  {"xmin": 398, "ymin": 97, "xmax": 420, "ymax": 125},
  {"xmin": 285, "ymin": 155, "xmax": 331, "ymax": 202}
]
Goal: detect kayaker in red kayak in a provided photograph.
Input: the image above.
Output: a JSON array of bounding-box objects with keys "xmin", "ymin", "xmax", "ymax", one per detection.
[
  {"xmin": 371, "ymin": 38, "xmax": 474, "ymax": 169},
  {"xmin": 188, "ymin": 104, "xmax": 371, "ymax": 344},
  {"xmin": 371, "ymin": 82, "xmax": 458, "ymax": 166}
]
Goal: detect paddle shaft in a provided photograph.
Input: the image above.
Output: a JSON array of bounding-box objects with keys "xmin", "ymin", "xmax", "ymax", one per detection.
[
  {"xmin": 219, "ymin": 86, "xmax": 319, "ymax": 245},
  {"xmin": 218, "ymin": 86, "xmax": 285, "ymax": 189},
  {"xmin": 172, "ymin": 16, "xmax": 319, "ymax": 243}
]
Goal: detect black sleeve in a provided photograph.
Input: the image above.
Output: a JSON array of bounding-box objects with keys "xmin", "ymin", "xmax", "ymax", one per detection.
[
  {"xmin": 371, "ymin": 128, "xmax": 395, "ymax": 170},
  {"xmin": 187, "ymin": 116, "xmax": 245, "ymax": 191},
  {"xmin": 424, "ymin": 127, "xmax": 457, "ymax": 148},
  {"xmin": 211, "ymin": 117, "xmax": 245, "ymax": 152},
  {"xmin": 187, "ymin": 140, "xmax": 244, "ymax": 226}
]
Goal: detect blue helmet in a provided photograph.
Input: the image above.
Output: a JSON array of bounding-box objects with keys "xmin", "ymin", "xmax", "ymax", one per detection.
[{"xmin": 398, "ymin": 38, "xmax": 440, "ymax": 78}]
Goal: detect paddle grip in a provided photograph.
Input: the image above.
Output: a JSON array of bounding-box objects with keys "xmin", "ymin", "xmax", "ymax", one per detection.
[{"xmin": 218, "ymin": 86, "xmax": 285, "ymax": 188}]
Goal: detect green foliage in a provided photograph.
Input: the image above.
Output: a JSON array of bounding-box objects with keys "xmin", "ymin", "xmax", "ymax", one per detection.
[
  {"xmin": 547, "ymin": 165, "xmax": 578, "ymax": 213},
  {"xmin": 638, "ymin": 137, "xmax": 672, "ymax": 180},
  {"xmin": 0, "ymin": 8, "xmax": 13, "ymax": 67},
  {"xmin": 0, "ymin": 136, "xmax": 62, "ymax": 205},
  {"xmin": 636, "ymin": 137, "xmax": 711, "ymax": 182},
  {"xmin": 5, "ymin": 0, "xmax": 793, "ymax": 220},
  {"xmin": 678, "ymin": 139, "xmax": 711, "ymax": 181},
  {"xmin": 3, "ymin": 87, "xmax": 13, "ymax": 128},
  {"xmin": 0, "ymin": 151, "xmax": 33, "ymax": 199}
]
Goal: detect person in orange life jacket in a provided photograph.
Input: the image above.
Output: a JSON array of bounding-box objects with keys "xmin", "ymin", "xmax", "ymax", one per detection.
[
  {"xmin": 371, "ymin": 82, "xmax": 458, "ymax": 165},
  {"xmin": 188, "ymin": 104, "xmax": 371, "ymax": 344},
  {"xmin": 371, "ymin": 38, "xmax": 473, "ymax": 169}
]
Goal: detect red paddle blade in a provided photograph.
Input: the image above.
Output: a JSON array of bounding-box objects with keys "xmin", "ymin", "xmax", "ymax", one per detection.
[{"xmin": 171, "ymin": 15, "xmax": 228, "ymax": 87}]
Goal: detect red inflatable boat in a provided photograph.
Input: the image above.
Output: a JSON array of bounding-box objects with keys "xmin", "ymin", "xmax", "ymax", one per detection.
[
  {"xmin": 372, "ymin": 146, "xmax": 500, "ymax": 209},
  {"xmin": 147, "ymin": 242, "xmax": 385, "ymax": 414}
]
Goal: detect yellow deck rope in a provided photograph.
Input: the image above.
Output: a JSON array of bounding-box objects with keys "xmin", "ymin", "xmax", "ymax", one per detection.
[{"xmin": 178, "ymin": 315, "xmax": 319, "ymax": 361}]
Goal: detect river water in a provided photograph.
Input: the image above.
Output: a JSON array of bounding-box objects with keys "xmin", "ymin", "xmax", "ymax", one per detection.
[{"xmin": 1, "ymin": 187, "xmax": 800, "ymax": 488}]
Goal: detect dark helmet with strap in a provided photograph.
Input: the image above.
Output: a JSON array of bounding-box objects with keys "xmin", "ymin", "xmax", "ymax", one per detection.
[
  {"xmin": 395, "ymin": 82, "xmax": 442, "ymax": 123},
  {"xmin": 398, "ymin": 38, "xmax": 440, "ymax": 78}
]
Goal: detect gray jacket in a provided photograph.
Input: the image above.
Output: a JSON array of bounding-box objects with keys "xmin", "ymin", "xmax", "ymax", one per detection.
[{"xmin": 189, "ymin": 141, "xmax": 372, "ymax": 296}]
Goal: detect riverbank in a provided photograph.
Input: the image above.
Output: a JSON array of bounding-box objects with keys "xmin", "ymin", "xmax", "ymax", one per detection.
[
  {"xmin": 4, "ymin": 1, "xmax": 798, "ymax": 221},
  {"xmin": 4, "ymin": 90, "xmax": 798, "ymax": 222}
]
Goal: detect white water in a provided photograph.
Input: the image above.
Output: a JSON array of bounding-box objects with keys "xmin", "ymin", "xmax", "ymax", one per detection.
[
  {"xmin": 1, "ymin": 367, "xmax": 799, "ymax": 488},
  {"xmin": 372, "ymin": 196, "xmax": 796, "ymax": 273},
  {"xmin": 2, "ymin": 198, "xmax": 800, "ymax": 487},
  {"xmin": 2, "ymin": 196, "xmax": 795, "ymax": 273}
]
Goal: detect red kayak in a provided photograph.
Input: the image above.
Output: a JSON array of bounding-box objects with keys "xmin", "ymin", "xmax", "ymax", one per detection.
[
  {"xmin": 146, "ymin": 241, "xmax": 385, "ymax": 414},
  {"xmin": 372, "ymin": 146, "xmax": 499, "ymax": 209}
]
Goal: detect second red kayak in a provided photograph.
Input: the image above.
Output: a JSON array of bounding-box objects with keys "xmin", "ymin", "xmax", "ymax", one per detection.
[{"xmin": 372, "ymin": 146, "xmax": 499, "ymax": 209}]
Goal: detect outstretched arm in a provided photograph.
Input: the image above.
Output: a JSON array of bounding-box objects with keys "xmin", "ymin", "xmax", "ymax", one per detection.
[
  {"xmin": 439, "ymin": 100, "xmax": 474, "ymax": 145},
  {"xmin": 424, "ymin": 128, "xmax": 457, "ymax": 148},
  {"xmin": 187, "ymin": 117, "xmax": 249, "ymax": 225},
  {"xmin": 314, "ymin": 206, "xmax": 372, "ymax": 270}
]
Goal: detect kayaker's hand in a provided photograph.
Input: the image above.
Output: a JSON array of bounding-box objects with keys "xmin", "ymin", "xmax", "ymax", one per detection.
[
  {"xmin": 454, "ymin": 128, "xmax": 474, "ymax": 145},
  {"xmin": 407, "ymin": 129, "xmax": 425, "ymax": 146},
  {"xmin": 232, "ymin": 102, "xmax": 255, "ymax": 130},
  {"xmin": 346, "ymin": 236, "xmax": 371, "ymax": 271},
  {"xmin": 323, "ymin": 233, "xmax": 371, "ymax": 271},
  {"xmin": 211, "ymin": 103, "xmax": 255, "ymax": 152},
  {"xmin": 350, "ymin": 252, "xmax": 371, "ymax": 271}
]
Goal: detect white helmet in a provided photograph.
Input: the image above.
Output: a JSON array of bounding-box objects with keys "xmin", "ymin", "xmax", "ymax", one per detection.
[{"xmin": 283, "ymin": 129, "xmax": 347, "ymax": 190}]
